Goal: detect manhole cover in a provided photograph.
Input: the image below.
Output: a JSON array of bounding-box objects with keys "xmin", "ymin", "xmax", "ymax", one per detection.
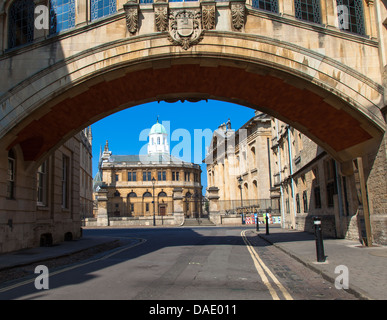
[{"xmin": 369, "ymin": 250, "xmax": 387, "ymax": 258}]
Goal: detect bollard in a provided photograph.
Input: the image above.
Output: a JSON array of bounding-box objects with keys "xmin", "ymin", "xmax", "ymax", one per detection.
[
  {"xmin": 256, "ymin": 216, "xmax": 259, "ymax": 231},
  {"xmin": 265, "ymin": 214, "xmax": 269, "ymax": 235},
  {"xmin": 313, "ymin": 216, "xmax": 325, "ymax": 262}
]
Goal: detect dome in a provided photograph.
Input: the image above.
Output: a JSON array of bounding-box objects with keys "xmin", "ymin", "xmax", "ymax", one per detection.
[{"xmin": 149, "ymin": 120, "xmax": 167, "ymax": 135}]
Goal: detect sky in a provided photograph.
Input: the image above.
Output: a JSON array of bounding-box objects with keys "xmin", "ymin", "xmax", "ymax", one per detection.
[{"xmin": 91, "ymin": 100, "xmax": 256, "ymax": 193}]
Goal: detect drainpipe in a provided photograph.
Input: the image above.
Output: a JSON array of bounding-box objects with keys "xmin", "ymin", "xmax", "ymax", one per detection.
[
  {"xmin": 275, "ymin": 119, "xmax": 285, "ymax": 228},
  {"xmin": 287, "ymin": 126, "xmax": 297, "ymax": 227}
]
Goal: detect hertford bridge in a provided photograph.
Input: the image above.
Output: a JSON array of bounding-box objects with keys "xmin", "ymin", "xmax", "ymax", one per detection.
[{"xmin": 0, "ymin": 0, "xmax": 386, "ymax": 252}]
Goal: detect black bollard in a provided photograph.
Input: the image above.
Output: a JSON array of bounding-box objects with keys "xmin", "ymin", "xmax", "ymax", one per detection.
[
  {"xmin": 313, "ymin": 216, "xmax": 325, "ymax": 262},
  {"xmin": 256, "ymin": 215, "xmax": 259, "ymax": 231},
  {"xmin": 265, "ymin": 214, "xmax": 269, "ymax": 235}
]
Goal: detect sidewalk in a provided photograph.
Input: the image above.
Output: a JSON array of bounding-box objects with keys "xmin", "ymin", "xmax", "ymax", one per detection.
[
  {"xmin": 0, "ymin": 236, "xmax": 118, "ymax": 272},
  {"xmin": 257, "ymin": 227, "xmax": 387, "ymax": 300}
]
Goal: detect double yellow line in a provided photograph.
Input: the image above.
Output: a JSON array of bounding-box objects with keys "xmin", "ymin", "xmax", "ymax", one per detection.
[{"xmin": 241, "ymin": 230, "xmax": 293, "ymax": 300}]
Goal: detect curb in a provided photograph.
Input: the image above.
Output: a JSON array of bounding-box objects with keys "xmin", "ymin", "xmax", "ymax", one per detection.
[
  {"xmin": 256, "ymin": 232, "xmax": 372, "ymax": 300},
  {"xmin": 0, "ymin": 239, "xmax": 120, "ymax": 273}
]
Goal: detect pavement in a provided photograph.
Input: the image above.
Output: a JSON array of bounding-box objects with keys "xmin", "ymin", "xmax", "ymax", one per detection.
[
  {"xmin": 0, "ymin": 226, "xmax": 386, "ymax": 300},
  {"xmin": 0, "ymin": 236, "xmax": 119, "ymax": 271},
  {"xmin": 257, "ymin": 227, "xmax": 387, "ymax": 300}
]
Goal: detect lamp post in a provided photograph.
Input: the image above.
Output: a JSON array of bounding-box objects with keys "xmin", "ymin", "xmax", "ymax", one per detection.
[
  {"xmin": 238, "ymin": 176, "xmax": 243, "ymax": 216},
  {"xmin": 152, "ymin": 177, "xmax": 156, "ymax": 226}
]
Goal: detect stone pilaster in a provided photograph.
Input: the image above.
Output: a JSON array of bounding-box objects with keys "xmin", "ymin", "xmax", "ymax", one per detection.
[{"xmin": 96, "ymin": 188, "xmax": 109, "ymax": 226}]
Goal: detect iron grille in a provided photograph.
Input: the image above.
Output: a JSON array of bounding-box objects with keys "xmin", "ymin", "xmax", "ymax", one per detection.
[
  {"xmin": 8, "ymin": 0, "xmax": 34, "ymax": 49},
  {"xmin": 336, "ymin": 0, "xmax": 365, "ymax": 36},
  {"xmin": 49, "ymin": 0, "xmax": 76, "ymax": 34},
  {"xmin": 91, "ymin": 0, "xmax": 117, "ymax": 21},
  {"xmin": 295, "ymin": 0, "xmax": 321, "ymax": 24},
  {"xmin": 252, "ymin": 0, "xmax": 279, "ymax": 14}
]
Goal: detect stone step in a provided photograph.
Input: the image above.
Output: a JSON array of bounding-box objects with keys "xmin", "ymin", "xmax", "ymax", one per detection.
[{"xmin": 183, "ymin": 218, "xmax": 215, "ymax": 226}]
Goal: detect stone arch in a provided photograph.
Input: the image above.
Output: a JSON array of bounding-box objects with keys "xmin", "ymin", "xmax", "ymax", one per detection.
[{"xmin": 0, "ymin": 32, "xmax": 384, "ymax": 168}]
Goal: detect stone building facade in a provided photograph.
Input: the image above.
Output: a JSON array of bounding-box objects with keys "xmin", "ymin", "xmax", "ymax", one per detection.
[
  {"xmin": 79, "ymin": 127, "xmax": 94, "ymax": 220},
  {"xmin": 206, "ymin": 114, "xmax": 386, "ymax": 244},
  {"xmin": 1, "ymin": 129, "xmax": 92, "ymax": 253},
  {"xmin": 91, "ymin": 120, "xmax": 202, "ymax": 226},
  {"xmin": 204, "ymin": 112, "xmax": 274, "ymax": 216}
]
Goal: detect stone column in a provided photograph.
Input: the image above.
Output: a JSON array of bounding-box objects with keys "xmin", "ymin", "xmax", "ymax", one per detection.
[
  {"xmin": 173, "ymin": 187, "xmax": 184, "ymax": 225},
  {"xmin": 207, "ymin": 187, "xmax": 221, "ymax": 224},
  {"xmin": 96, "ymin": 188, "xmax": 109, "ymax": 226}
]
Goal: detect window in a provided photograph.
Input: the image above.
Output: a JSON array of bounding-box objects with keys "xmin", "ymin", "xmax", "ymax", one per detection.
[
  {"xmin": 143, "ymin": 171, "xmax": 152, "ymax": 181},
  {"xmin": 8, "ymin": 0, "xmax": 34, "ymax": 49},
  {"xmin": 91, "ymin": 0, "xmax": 116, "ymax": 21},
  {"xmin": 49, "ymin": 0, "xmax": 76, "ymax": 34},
  {"xmin": 128, "ymin": 171, "xmax": 136, "ymax": 181},
  {"xmin": 295, "ymin": 0, "xmax": 321, "ymax": 24},
  {"xmin": 252, "ymin": 0, "xmax": 279, "ymax": 14},
  {"xmin": 37, "ymin": 160, "xmax": 48, "ymax": 205},
  {"xmin": 172, "ymin": 171, "xmax": 179, "ymax": 181},
  {"xmin": 143, "ymin": 192, "xmax": 152, "ymax": 197},
  {"xmin": 184, "ymin": 172, "xmax": 190, "ymax": 182},
  {"xmin": 157, "ymin": 137, "xmax": 160, "ymax": 145},
  {"xmin": 314, "ymin": 186, "xmax": 321, "ymax": 209},
  {"xmin": 336, "ymin": 0, "xmax": 365, "ymax": 35},
  {"xmin": 157, "ymin": 171, "xmax": 166, "ymax": 181},
  {"xmin": 128, "ymin": 192, "xmax": 137, "ymax": 197},
  {"xmin": 7, "ymin": 149, "xmax": 16, "ymax": 199},
  {"xmin": 115, "ymin": 174, "xmax": 119, "ymax": 182},
  {"xmin": 158, "ymin": 191, "xmax": 167, "ymax": 197},
  {"xmin": 62, "ymin": 155, "xmax": 69, "ymax": 209},
  {"xmin": 146, "ymin": 203, "xmax": 149, "ymax": 212},
  {"xmin": 296, "ymin": 194, "xmax": 301, "ymax": 213},
  {"xmin": 303, "ymin": 190, "xmax": 308, "ymax": 212},
  {"xmin": 325, "ymin": 159, "xmax": 337, "ymax": 208}
]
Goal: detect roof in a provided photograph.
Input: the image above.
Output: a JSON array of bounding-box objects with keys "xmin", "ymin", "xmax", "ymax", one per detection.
[
  {"xmin": 149, "ymin": 121, "xmax": 167, "ymax": 135},
  {"xmin": 105, "ymin": 153, "xmax": 196, "ymax": 166}
]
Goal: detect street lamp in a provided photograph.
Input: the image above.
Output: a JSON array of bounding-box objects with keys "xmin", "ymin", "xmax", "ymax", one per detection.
[
  {"xmin": 237, "ymin": 176, "xmax": 243, "ymax": 214},
  {"xmin": 151, "ymin": 177, "xmax": 156, "ymax": 226}
]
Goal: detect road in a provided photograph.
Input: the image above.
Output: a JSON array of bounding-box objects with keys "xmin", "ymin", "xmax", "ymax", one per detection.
[{"xmin": 0, "ymin": 227, "xmax": 357, "ymax": 300}]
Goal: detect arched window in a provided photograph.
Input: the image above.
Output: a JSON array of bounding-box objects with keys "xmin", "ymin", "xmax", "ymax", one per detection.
[
  {"xmin": 295, "ymin": 0, "xmax": 321, "ymax": 24},
  {"xmin": 143, "ymin": 191, "xmax": 152, "ymax": 197},
  {"xmin": 91, "ymin": 0, "xmax": 116, "ymax": 21},
  {"xmin": 49, "ymin": 0, "xmax": 76, "ymax": 34},
  {"xmin": 158, "ymin": 191, "xmax": 167, "ymax": 197},
  {"xmin": 7, "ymin": 149, "xmax": 16, "ymax": 199},
  {"xmin": 8, "ymin": 0, "xmax": 35, "ymax": 49},
  {"xmin": 336, "ymin": 0, "xmax": 365, "ymax": 36},
  {"xmin": 128, "ymin": 192, "xmax": 137, "ymax": 197},
  {"xmin": 252, "ymin": 0, "xmax": 278, "ymax": 14}
]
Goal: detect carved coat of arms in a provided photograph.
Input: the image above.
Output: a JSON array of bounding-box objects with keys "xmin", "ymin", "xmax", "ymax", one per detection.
[{"xmin": 168, "ymin": 10, "xmax": 203, "ymax": 50}]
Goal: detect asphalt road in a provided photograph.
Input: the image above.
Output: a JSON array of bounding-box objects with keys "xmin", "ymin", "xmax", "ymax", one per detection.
[{"xmin": 0, "ymin": 227, "xmax": 357, "ymax": 301}]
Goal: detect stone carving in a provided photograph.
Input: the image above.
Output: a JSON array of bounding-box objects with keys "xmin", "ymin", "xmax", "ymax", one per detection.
[
  {"xmin": 124, "ymin": 1, "xmax": 139, "ymax": 35},
  {"xmin": 201, "ymin": 4, "xmax": 216, "ymax": 30},
  {"xmin": 168, "ymin": 10, "xmax": 203, "ymax": 50},
  {"xmin": 154, "ymin": 5, "xmax": 168, "ymax": 32},
  {"xmin": 231, "ymin": 2, "xmax": 245, "ymax": 31}
]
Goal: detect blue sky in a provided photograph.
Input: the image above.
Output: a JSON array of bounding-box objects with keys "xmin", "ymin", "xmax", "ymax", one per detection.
[{"xmin": 91, "ymin": 100, "xmax": 255, "ymax": 192}]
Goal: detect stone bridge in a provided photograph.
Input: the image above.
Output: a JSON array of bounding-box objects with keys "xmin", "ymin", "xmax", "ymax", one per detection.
[{"xmin": 0, "ymin": 0, "xmax": 386, "ymax": 251}]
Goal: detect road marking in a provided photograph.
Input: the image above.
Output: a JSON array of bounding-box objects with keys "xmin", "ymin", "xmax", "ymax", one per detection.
[
  {"xmin": 241, "ymin": 230, "xmax": 293, "ymax": 300},
  {"xmin": 0, "ymin": 237, "xmax": 146, "ymax": 294}
]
